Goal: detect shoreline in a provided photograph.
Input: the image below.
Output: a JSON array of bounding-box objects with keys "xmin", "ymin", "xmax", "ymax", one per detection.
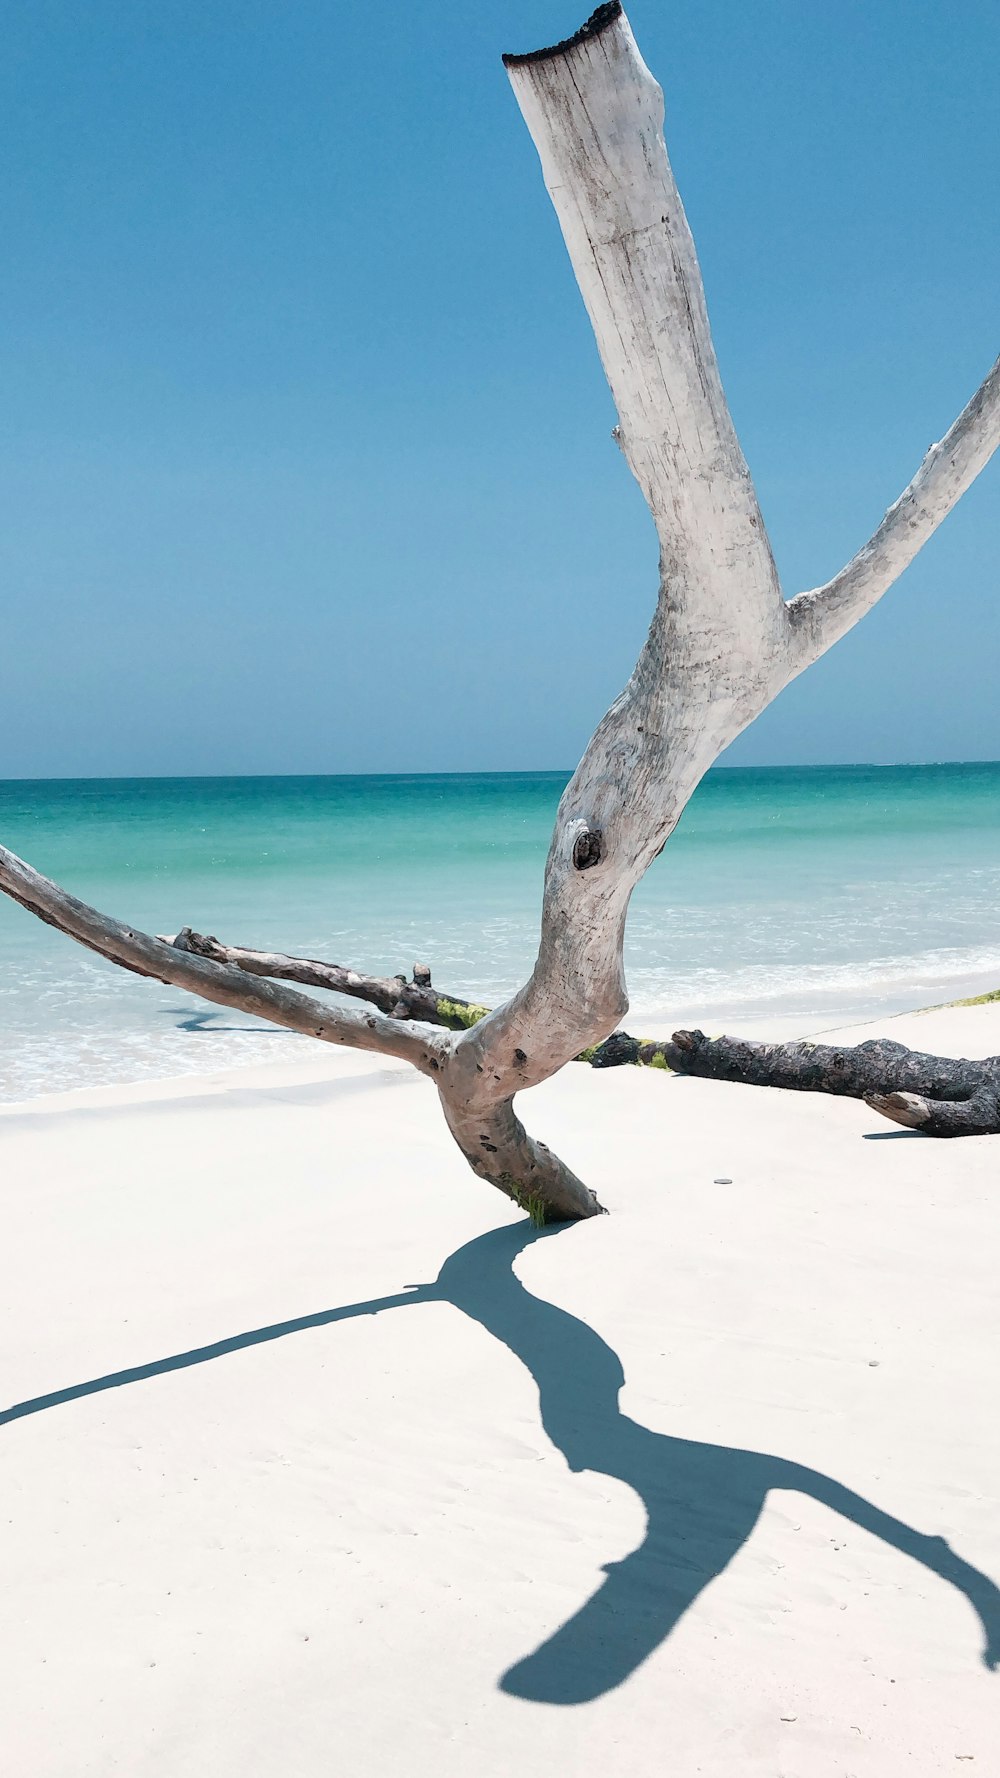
[
  {"xmin": 3, "ymin": 986, "xmax": 999, "ymax": 1146},
  {"xmin": 3, "ymin": 965, "xmax": 998, "ymax": 1115},
  {"xmin": 5, "ymin": 759, "xmax": 1000, "ymax": 1107}
]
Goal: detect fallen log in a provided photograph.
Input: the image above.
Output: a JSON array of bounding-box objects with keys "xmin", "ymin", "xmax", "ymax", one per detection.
[
  {"xmin": 592, "ymin": 1028, "xmax": 1000, "ymax": 1137},
  {"xmin": 161, "ymin": 933, "xmax": 999, "ymax": 1136}
]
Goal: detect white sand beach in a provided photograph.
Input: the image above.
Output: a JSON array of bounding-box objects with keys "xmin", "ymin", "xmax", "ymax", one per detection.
[{"xmin": 2, "ymin": 1001, "xmax": 998, "ymax": 1776}]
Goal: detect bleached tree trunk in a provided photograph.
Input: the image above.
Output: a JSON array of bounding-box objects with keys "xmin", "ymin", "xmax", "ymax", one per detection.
[
  {"xmin": 1, "ymin": 4, "xmax": 998, "ymax": 1220},
  {"xmin": 431, "ymin": 5, "xmax": 998, "ymax": 1207}
]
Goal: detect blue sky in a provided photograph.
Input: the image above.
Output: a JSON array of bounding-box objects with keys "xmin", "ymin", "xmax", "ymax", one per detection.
[{"xmin": 1, "ymin": 1, "xmax": 997, "ymax": 777}]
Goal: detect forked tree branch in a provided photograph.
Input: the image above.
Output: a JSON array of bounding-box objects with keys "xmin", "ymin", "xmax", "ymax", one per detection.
[{"xmin": 460, "ymin": 3, "xmax": 795, "ymax": 1112}]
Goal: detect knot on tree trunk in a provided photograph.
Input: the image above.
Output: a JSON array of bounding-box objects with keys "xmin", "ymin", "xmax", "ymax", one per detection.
[{"xmin": 572, "ymin": 828, "xmax": 603, "ymax": 870}]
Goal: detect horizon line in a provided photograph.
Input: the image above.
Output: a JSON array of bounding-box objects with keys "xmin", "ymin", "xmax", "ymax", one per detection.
[{"xmin": 2, "ymin": 758, "xmax": 999, "ymax": 787}]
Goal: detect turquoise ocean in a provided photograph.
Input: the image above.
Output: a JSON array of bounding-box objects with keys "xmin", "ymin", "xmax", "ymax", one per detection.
[{"xmin": 2, "ymin": 763, "xmax": 999, "ymax": 1103}]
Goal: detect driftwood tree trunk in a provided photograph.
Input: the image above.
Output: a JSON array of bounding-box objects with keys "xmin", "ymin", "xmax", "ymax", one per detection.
[{"xmin": 2, "ymin": 4, "xmax": 998, "ymax": 1218}]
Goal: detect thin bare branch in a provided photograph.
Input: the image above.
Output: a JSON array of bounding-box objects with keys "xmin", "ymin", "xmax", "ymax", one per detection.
[
  {"xmin": 786, "ymin": 356, "xmax": 1000, "ymax": 672},
  {"xmin": 163, "ymin": 929, "xmax": 482, "ymax": 1029}
]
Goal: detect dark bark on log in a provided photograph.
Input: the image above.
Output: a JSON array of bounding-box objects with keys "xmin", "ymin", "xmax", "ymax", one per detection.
[
  {"xmin": 599, "ymin": 1029, "xmax": 1000, "ymax": 1137},
  {"xmin": 665, "ymin": 1030, "xmax": 995, "ymax": 1100}
]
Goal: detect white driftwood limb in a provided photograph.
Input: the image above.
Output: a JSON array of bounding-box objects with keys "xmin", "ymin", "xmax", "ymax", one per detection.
[
  {"xmin": 0, "ymin": 845, "xmax": 450, "ymax": 1077},
  {"xmin": 786, "ymin": 355, "xmax": 1000, "ymax": 671}
]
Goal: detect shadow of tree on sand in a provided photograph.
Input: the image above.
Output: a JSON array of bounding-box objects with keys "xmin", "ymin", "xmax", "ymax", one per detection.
[
  {"xmin": 160, "ymin": 1006, "xmax": 299, "ymax": 1037},
  {"xmin": 3, "ymin": 1221, "xmax": 998, "ymax": 1701}
]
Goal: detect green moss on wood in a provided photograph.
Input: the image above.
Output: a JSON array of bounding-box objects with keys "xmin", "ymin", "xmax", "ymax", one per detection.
[
  {"xmin": 576, "ymin": 1037, "xmax": 676, "ymax": 1069},
  {"xmin": 498, "ymin": 1172, "xmax": 549, "ymax": 1227},
  {"xmin": 436, "ymin": 997, "xmax": 491, "ymax": 1029}
]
